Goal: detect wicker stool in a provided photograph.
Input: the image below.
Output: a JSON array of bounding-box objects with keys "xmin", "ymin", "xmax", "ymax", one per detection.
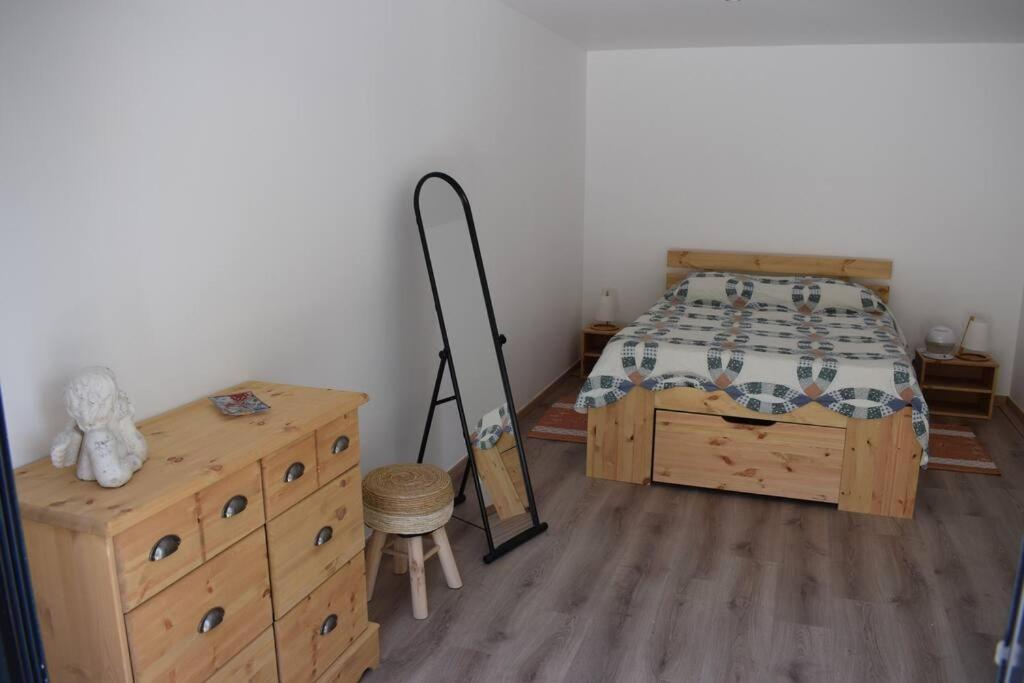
[{"xmin": 363, "ymin": 463, "xmax": 462, "ymax": 619}]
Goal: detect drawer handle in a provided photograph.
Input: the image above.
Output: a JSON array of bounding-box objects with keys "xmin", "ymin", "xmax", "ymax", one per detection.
[
  {"xmin": 149, "ymin": 534, "xmax": 181, "ymax": 562},
  {"xmin": 320, "ymin": 613, "xmax": 338, "ymax": 636},
  {"xmin": 198, "ymin": 606, "xmax": 225, "ymax": 634},
  {"xmin": 721, "ymin": 415, "xmax": 777, "ymax": 427},
  {"xmin": 331, "ymin": 435, "xmax": 350, "ymax": 454},
  {"xmin": 314, "ymin": 525, "xmax": 333, "ymax": 547},
  {"xmin": 284, "ymin": 462, "xmax": 305, "ymax": 483},
  {"xmin": 221, "ymin": 495, "xmax": 248, "ymax": 518}
]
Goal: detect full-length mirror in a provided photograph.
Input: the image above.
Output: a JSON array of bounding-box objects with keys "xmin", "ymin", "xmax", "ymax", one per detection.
[
  {"xmin": 414, "ymin": 172, "xmax": 547, "ymax": 563},
  {"xmin": 418, "ymin": 177, "xmax": 506, "ymax": 435}
]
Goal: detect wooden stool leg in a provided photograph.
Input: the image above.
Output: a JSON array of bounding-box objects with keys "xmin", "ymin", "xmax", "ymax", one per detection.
[
  {"xmin": 431, "ymin": 527, "xmax": 462, "ymax": 590},
  {"xmin": 365, "ymin": 530, "xmax": 388, "ymax": 601},
  {"xmin": 408, "ymin": 535, "xmax": 428, "ymax": 620},
  {"xmin": 393, "ymin": 537, "xmax": 408, "ymax": 575}
]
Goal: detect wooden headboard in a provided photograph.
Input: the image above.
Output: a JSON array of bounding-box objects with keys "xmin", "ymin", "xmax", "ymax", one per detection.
[{"xmin": 665, "ymin": 249, "xmax": 893, "ymax": 302}]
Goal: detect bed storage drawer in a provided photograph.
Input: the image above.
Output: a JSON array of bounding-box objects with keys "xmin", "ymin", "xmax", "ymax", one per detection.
[{"xmin": 652, "ymin": 410, "xmax": 845, "ymax": 503}]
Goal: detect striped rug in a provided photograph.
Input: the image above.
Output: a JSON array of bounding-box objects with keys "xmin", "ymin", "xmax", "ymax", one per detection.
[
  {"xmin": 527, "ymin": 393, "xmax": 587, "ymax": 444},
  {"xmin": 927, "ymin": 420, "xmax": 1000, "ymax": 475}
]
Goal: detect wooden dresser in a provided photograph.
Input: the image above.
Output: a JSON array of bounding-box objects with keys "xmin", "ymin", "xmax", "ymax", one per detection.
[{"xmin": 14, "ymin": 381, "xmax": 380, "ymax": 682}]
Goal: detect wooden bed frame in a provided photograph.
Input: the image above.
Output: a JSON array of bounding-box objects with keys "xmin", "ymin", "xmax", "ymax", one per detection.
[{"xmin": 584, "ymin": 249, "xmax": 921, "ymax": 519}]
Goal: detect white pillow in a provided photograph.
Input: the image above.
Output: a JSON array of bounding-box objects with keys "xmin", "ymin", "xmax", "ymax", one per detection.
[{"xmin": 666, "ymin": 271, "xmax": 888, "ymax": 314}]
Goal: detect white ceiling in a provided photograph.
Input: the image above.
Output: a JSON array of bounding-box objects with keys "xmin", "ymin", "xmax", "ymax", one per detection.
[{"xmin": 499, "ymin": 0, "xmax": 1024, "ymax": 50}]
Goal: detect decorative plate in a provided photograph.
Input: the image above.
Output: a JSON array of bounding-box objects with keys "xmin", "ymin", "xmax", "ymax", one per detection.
[
  {"xmin": 916, "ymin": 346, "xmax": 955, "ymax": 361},
  {"xmin": 208, "ymin": 391, "xmax": 270, "ymax": 416}
]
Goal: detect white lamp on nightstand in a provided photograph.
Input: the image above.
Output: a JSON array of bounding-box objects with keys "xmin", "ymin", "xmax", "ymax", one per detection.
[{"xmin": 593, "ymin": 290, "xmax": 617, "ymax": 331}]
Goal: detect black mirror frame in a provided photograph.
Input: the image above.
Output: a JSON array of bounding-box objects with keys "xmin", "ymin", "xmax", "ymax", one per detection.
[
  {"xmin": 412, "ymin": 171, "xmax": 547, "ymax": 563},
  {"xmin": 0, "ymin": 386, "xmax": 49, "ymax": 681}
]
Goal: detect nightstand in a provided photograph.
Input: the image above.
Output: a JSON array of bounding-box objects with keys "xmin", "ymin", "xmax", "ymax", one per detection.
[
  {"xmin": 913, "ymin": 350, "xmax": 998, "ymax": 419},
  {"xmin": 580, "ymin": 324, "xmax": 620, "ymax": 377}
]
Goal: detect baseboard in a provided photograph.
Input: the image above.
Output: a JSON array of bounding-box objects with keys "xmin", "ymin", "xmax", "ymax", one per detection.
[
  {"xmin": 515, "ymin": 362, "xmax": 578, "ymax": 420},
  {"xmin": 1005, "ymin": 395, "xmax": 1024, "ymax": 423}
]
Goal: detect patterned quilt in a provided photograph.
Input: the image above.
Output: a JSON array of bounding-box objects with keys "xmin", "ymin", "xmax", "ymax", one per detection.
[{"xmin": 574, "ymin": 272, "xmax": 930, "ymax": 465}]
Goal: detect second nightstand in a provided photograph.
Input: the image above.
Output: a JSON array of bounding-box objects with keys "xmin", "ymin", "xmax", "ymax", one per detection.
[
  {"xmin": 913, "ymin": 350, "xmax": 998, "ymax": 419},
  {"xmin": 580, "ymin": 324, "xmax": 621, "ymax": 377}
]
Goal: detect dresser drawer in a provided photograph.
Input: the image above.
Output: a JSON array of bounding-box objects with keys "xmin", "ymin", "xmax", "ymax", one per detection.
[
  {"xmin": 652, "ymin": 410, "xmax": 845, "ymax": 503},
  {"xmin": 197, "ymin": 463, "xmax": 265, "ymax": 559},
  {"xmin": 266, "ymin": 466, "xmax": 363, "ymax": 618},
  {"xmin": 262, "ymin": 434, "xmax": 318, "ymax": 520},
  {"xmin": 124, "ymin": 529, "xmax": 272, "ymax": 682},
  {"xmin": 275, "ymin": 554, "xmax": 369, "ymax": 681},
  {"xmin": 315, "ymin": 623, "xmax": 379, "ymax": 683},
  {"xmin": 114, "ymin": 495, "xmax": 202, "ymax": 611},
  {"xmin": 208, "ymin": 627, "xmax": 278, "ymax": 683},
  {"xmin": 315, "ymin": 411, "xmax": 360, "ymax": 484}
]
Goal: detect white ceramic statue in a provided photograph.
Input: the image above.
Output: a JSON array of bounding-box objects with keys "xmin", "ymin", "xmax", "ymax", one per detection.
[{"xmin": 50, "ymin": 367, "xmax": 148, "ymax": 488}]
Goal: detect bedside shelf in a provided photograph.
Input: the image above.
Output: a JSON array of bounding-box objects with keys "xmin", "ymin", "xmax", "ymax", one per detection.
[
  {"xmin": 913, "ymin": 351, "xmax": 998, "ymax": 420},
  {"xmin": 925, "ymin": 399, "xmax": 992, "ymax": 420},
  {"xmin": 919, "ymin": 377, "xmax": 993, "ymax": 394},
  {"xmin": 580, "ymin": 324, "xmax": 620, "ymax": 377}
]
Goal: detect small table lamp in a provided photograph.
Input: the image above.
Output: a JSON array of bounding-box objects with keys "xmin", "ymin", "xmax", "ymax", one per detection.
[
  {"xmin": 593, "ymin": 290, "xmax": 617, "ymax": 331},
  {"xmin": 957, "ymin": 316, "xmax": 991, "ymax": 362}
]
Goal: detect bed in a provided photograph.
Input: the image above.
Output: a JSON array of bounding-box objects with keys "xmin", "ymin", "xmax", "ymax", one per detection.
[{"xmin": 576, "ymin": 250, "xmax": 927, "ymax": 519}]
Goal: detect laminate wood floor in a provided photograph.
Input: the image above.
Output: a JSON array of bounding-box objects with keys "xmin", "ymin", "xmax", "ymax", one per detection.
[{"xmin": 365, "ymin": 376, "xmax": 1023, "ymax": 682}]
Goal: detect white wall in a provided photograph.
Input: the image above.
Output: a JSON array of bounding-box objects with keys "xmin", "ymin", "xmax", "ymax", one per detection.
[
  {"xmin": 0, "ymin": 0, "xmax": 586, "ymax": 469},
  {"xmin": 584, "ymin": 44, "xmax": 1024, "ymax": 392},
  {"xmin": 1013, "ymin": 285, "xmax": 1024, "ymax": 408}
]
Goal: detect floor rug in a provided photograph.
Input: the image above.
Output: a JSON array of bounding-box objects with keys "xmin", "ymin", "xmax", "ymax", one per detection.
[
  {"xmin": 928, "ymin": 420, "xmax": 1000, "ymax": 475},
  {"xmin": 527, "ymin": 393, "xmax": 587, "ymax": 444}
]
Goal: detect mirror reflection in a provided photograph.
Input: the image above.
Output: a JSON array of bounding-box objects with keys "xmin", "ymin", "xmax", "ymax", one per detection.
[{"xmin": 418, "ymin": 177, "xmax": 507, "ymax": 438}]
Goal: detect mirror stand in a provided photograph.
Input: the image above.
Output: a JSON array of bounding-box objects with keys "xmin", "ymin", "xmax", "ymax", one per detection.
[
  {"xmin": 413, "ymin": 171, "xmax": 548, "ymax": 564},
  {"xmin": 414, "ymin": 348, "xmax": 547, "ymax": 563},
  {"xmin": 415, "ymin": 349, "xmax": 471, "ymax": 508}
]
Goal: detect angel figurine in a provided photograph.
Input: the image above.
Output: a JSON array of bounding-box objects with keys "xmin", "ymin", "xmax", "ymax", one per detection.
[{"xmin": 50, "ymin": 367, "xmax": 148, "ymax": 488}]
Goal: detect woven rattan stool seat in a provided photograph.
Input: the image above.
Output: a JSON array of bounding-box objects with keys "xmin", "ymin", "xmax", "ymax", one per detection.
[{"xmin": 362, "ymin": 463, "xmax": 454, "ymax": 535}]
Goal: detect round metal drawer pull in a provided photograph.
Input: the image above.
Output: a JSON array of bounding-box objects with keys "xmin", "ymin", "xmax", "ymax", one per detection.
[
  {"xmin": 221, "ymin": 495, "xmax": 248, "ymax": 518},
  {"xmin": 149, "ymin": 534, "xmax": 181, "ymax": 562},
  {"xmin": 198, "ymin": 606, "xmax": 225, "ymax": 634},
  {"xmin": 284, "ymin": 462, "xmax": 305, "ymax": 483},
  {"xmin": 314, "ymin": 526, "xmax": 333, "ymax": 547},
  {"xmin": 320, "ymin": 614, "xmax": 338, "ymax": 636},
  {"xmin": 331, "ymin": 435, "xmax": 350, "ymax": 454}
]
